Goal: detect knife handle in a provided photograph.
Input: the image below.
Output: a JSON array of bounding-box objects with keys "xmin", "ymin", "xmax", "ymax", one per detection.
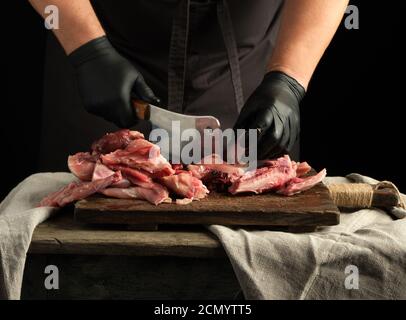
[
  {"xmin": 132, "ymin": 99, "xmax": 150, "ymax": 120},
  {"xmin": 327, "ymin": 183, "xmax": 400, "ymax": 209}
]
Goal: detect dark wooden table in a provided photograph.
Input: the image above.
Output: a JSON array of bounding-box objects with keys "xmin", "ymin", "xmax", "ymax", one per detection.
[{"xmin": 23, "ymin": 211, "xmax": 241, "ymax": 299}]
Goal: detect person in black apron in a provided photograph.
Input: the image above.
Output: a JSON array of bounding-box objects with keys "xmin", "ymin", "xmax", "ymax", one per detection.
[{"xmin": 30, "ymin": 0, "xmax": 348, "ymax": 171}]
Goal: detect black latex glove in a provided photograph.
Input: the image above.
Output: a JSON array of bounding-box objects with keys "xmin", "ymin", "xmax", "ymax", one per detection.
[
  {"xmin": 234, "ymin": 71, "xmax": 305, "ymax": 159},
  {"xmin": 68, "ymin": 36, "xmax": 160, "ymax": 128}
]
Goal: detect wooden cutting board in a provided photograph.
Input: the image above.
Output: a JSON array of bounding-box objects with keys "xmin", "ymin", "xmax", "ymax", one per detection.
[{"xmin": 74, "ymin": 179, "xmax": 340, "ymax": 230}]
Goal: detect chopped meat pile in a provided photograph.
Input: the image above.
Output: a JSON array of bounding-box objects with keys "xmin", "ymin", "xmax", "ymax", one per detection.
[{"xmin": 39, "ymin": 129, "xmax": 326, "ymax": 207}]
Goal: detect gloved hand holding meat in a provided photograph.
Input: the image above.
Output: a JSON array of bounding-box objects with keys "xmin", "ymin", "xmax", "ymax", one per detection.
[{"xmin": 39, "ymin": 130, "xmax": 326, "ymax": 207}]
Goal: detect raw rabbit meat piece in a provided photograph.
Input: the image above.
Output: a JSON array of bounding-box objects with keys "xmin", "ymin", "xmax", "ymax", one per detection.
[
  {"xmin": 91, "ymin": 129, "xmax": 144, "ymax": 154},
  {"xmin": 229, "ymin": 155, "xmax": 297, "ymax": 195},
  {"xmin": 67, "ymin": 152, "xmax": 98, "ymax": 181},
  {"xmin": 277, "ymin": 169, "xmax": 327, "ymax": 196},
  {"xmin": 101, "ymin": 139, "xmax": 174, "ymax": 176},
  {"xmin": 100, "ymin": 186, "xmax": 171, "ymax": 206},
  {"xmin": 160, "ymin": 172, "xmax": 209, "ymax": 200},
  {"xmin": 39, "ymin": 171, "xmax": 122, "ymax": 207}
]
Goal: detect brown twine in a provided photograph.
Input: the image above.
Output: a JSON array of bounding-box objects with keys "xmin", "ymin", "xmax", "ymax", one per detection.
[
  {"xmin": 328, "ymin": 181, "xmax": 405, "ymax": 209},
  {"xmin": 329, "ymin": 184, "xmax": 374, "ymax": 208}
]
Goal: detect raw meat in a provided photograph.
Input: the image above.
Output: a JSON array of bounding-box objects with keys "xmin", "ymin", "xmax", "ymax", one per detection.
[
  {"xmin": 92, "ymin": 162, "xmax": 115, "ymax": 180},
  {"xmin": 187, "ymin": 154, "xmax": 245, "ymax": 191},
  {"xmin": 40, "ymin": 129, "xmax": 326, "ymax": 208},
  {"xmin": 91, "ymin": 129, "xmax": 144, "ymax": 154},
  {"xmin": 277, "ymin": 169, "xmax": 327, "ymax": 196},
  {"xmin": 101, "ymin": 139, "xmax": 174, "ymax": 176},
  {"xmin": 261, "ymin": 159, "xmax": 311, "ymax": 177},
  {"xmin": 198, "ymin": 154, "xmax": 246, "ymax": 176},
  {"xmin": 176, "ymin": 198, "xmax": 194, "ymax": 205},
  {"xmin": 160, "ymin": 173, "xmax": 209, "ymax": 200},
  {"xmin": 188, "ymin": 162, "xmax": 244, "ymax": 180},
  {"xmin": 172, "ymin": 163, "xmax": 185, "ymax": 174},
  {"xmin": 98, "ymin": 164, "xmax": 170, "ymax": 202},
  {"xmin": 110, "ymin": 179, "xmax": 131, "ymax": 189},
  {"xmin": 67, "ymin": 152, "xmax": 98, "ymax": 181},
  {"xmin": 101, "ymin": 186, "xmax": 171, "ymax": 206},
  {"xmin": 39, "ymin": 171, "xmax": 122, "ymax": 207},
  {"xmin": 229, "ymin": 155, "xmax": 297, "ymax": 195},
  {"xmin": 125, "ymin": 139, "xmax": 160, "ymax": 157},
  {"xmin": 109, "ymin": 165, "xmax": 153, "ymax": 187},
  {"xmin": 294, "ymin": 161, "xmax": 312, "ymax": 177},
  {"xmin": 92, "ymin": 162, "xmax": 131, "ymax": 188}
]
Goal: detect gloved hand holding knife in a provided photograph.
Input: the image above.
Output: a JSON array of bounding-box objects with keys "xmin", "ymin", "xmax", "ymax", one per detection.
[
  {"xmin": 234, "ymin": 71, "xmax": 305, "ymax": 160},
  {"xmin": 68, "ymin": 36, "xmax": 160, "ymax": 128}
]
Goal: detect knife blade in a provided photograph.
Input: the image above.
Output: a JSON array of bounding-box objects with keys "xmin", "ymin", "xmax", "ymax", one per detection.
[
  {"xmin": 132, "ymin": 99, "xmax": 221, "ymax": 133},
  {"xmin": 132, "ymin": 99, "xmax": 221, "ymax": 161}
]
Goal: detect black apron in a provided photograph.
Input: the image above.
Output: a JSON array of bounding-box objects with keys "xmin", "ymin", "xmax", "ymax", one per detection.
[{"xmin": 39, "ymin": 0, "xmax": 291, "ymax": 172}]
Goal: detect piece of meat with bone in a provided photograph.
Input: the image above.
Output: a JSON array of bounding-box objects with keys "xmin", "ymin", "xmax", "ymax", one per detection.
[
  {"xmin": 277, "ymin": 169, "xmax": 327, "ymax": 196},
  {"xmin": 92, "ymin": 162, "xmax": 115, "ymax": 180},
  {"xmin": 92, "ymin": 162, "xmax": 131, "ymax": 188},
  {"xmin": 198, "ymin": 154, "xmax": 246, "ymax": 176},
  {"xmin": 176, "ymin": 198, "xmax": 194, "ymax": 205},
  {"xmin": 67, "ymin": 152, "xmax": 98, "ymax": 181},
  {"xmin": 228, "ymin": 155, "xmax": 297, "ymax": 195},
  {"xmin": 172, "ymin": 163, "xmax": 185, "ymax": 174},
  {"xmin": 99, "ymin": 164, "xmax": 171, "ymax": 204},
  {"xmin": 187, "ymin": 154, "xmax": 246, "ymax": 191},
  {"xmin": 124, "ymin": 138, "xmax": 160, "ymax": 157},
  {"xmin": 101, "ymin": 139, "xmax": 174, "ymax": 176},
  {"xmin": 91, "ymin": 129, "xmax": 144, "ymax": 154},
  {"xmin": 39, "ymin": 171, "xmax": 122, "ymax": 207},
  {"xmin": 107, "ymin": 165, "xmax": 154, "ymax": 187},
  {"xmin": 260, "ymin": 159, "xmax": 312, "ymax": 178},
  {"xmin": 160, "ymin": 172, "xmax": 209, "ymax": 200},
  {"xmin": 294, "ymin": 161, "xmax": 312, "ymax": 177},
  {"xmin": 100, "ymin": 186, "xmax": 171, "ymax": 206},
  {"xmin": 38, "ymin": 182, "xmax": 77, "ymax": 208}
]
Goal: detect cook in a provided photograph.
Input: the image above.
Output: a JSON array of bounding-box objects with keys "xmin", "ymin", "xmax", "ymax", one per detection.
[{"xmin": 29, "ymin": 0, "xmax": 349, "ymax": 162}]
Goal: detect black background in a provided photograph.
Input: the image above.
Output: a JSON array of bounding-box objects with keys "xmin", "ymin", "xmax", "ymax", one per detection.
[{"xmin": 1, "ymin": 0, "xmax": 405, "ymax": 200}]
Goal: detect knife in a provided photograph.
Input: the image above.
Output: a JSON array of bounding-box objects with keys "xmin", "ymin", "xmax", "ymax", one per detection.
[{"xmin": 132, "ymin": 99, "xmax": 221, "ymax": 161}]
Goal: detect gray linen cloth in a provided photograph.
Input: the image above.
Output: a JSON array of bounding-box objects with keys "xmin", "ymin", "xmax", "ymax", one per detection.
[
  {"xmin": 0, "ymin": 173, "xmax": 76, "ymax": 299},
  {"xmin": 210, "ymin": 174, "xmax": 406, "ymax": 299},
  {"xmin": 1, "ymin": 172, "xmax": 405, "ymax": 299}
]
